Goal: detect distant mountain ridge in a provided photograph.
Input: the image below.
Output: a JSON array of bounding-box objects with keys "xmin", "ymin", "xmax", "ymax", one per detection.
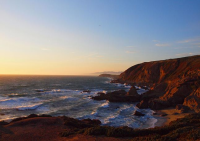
[
  {"xmin": 117, "ymin": 55, "xmax": 200, "ymax": 112},
  {"xmin": 98, "ymin": 74, "xmax": 119, "ymax": 79}
]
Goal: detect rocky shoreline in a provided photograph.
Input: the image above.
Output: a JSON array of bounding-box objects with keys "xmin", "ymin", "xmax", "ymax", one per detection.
[
  {"xmin": 0, "ymin": 55, "xmax": 199, "ymax": 140},
  {"xmin": 0, "ymin": 113, "xmax": 199, "ymax": 140},
  {"xmin": 101, "ymin": 55, "xmax": 200, "ymax": 113}
]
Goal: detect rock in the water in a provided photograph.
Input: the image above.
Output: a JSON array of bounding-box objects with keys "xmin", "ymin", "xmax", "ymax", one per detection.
[
  {"xmin": 92, "ymin": 89, "xmax": 140, "ymax": 102},
  {"xmin": 136, "ymin": 99, "xmax": 149, "ymax": 109},
  {"xmin": 134, "ymin": 111, "xmax": 145, "ymax": 116},
  {"xmin": 153, "ymin": 112, "xmax": 158, "ymax": 115},
  {"xmin": 35, "ymin": 89, "xmax": 45, "ymax": 92},
  {"xmin": 127, "ymin": 86, "xmax": 138, "ymax": 96},
  {"xmin": 82, "ymin": 90, "xmax": 91, "ymax": 93}
]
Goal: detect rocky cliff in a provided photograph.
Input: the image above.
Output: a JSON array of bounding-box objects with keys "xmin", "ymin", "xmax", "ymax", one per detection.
[{"xmin": 119, "ymin": 55, "xmax": 200, "ymax": 112}]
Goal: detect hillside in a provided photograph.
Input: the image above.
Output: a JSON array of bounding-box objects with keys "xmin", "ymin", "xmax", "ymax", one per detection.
[
  {"xmin": 120, "ymin": 55, "xmax": 200, "ymax": 85},
  {"xmin": 118, "ymin": 55, "xmax": 200, "ymax": 112}
]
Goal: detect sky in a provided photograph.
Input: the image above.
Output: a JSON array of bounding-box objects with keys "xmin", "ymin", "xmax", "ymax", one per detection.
[{"xmin": 0, "ymin": 0, "xmax": 200, "ymax": 75}]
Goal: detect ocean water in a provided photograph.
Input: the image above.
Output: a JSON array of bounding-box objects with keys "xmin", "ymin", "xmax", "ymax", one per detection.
[{"xmin": 0, "ymin": 75, "xmax": 156, "ymax": 129}]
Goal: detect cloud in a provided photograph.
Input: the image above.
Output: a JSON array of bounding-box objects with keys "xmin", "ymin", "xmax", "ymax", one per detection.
[
  {"xmin": 155, "ymin": 43, "xmax": 170, "ymax": 47},
  {"xmin": 125, "ymin": 51, "xmax": 136, "ymax": 54},
  {"xmin": 175, "ymin": 52, "xmax": 199, "ymax": 57},
  {"xmin": 177, "ymin": 37, "xmax": 200, "ymax": 43}
]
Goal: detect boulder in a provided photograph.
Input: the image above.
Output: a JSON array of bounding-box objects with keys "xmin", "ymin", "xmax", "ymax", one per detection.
[
  {"xmin": 176, "ymin": 104, "xmax": 190, "ymax": 113},
  {"xmin": 183, "ymin": 87, "xmax": 200, "ymax": 112},
  {"xmin": 136, "ymin": 99, "xmax": 149, "ymax": 109},
  {"xmin": 148, "ymin": 99, "xmax": 170, "ymax": 110},
  {"xmin": 92, "ymin": 90, "xmax": 140, "ymax": 102},
  {"xmin": 134, "ymin": 111, "xmax": 145, "ymax": 116},
  {"xmin": 127, "ymin": 86, "xmax": 138, "ymax": 96}
]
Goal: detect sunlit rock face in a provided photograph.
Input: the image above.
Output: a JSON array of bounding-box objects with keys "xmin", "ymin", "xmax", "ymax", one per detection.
[{"xmin": 119, "ymin": 55, "xmax": 200, "ymax": 111}]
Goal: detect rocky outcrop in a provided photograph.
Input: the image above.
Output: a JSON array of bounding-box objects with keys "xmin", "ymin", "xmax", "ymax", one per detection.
[
  {"xmin": 92, "ymin": 87, "xmax": 140, "ymax": 102},
  {"xmin": 127, "ymin": 86, "xmax": 138, "ymax": 96},
  {"xmin": 175, "ymin": 104, "xmax": 190, "ymax": 113},
  {"xmin": 183, "ymin": 87, "xmax": 200, "ymax": 112},
  {"xmin": 118, "ymin": 55, "xmax": 200, "ymax": 111}
]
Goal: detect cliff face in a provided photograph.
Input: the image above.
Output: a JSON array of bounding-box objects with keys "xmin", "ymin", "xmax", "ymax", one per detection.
[
  {"xmin": 120, "ymin": 55, "xmax": 200, "ymax": 85},
  {"xmin": 119, "ymin": 55, "xmax": 200, "ymax": 112}
]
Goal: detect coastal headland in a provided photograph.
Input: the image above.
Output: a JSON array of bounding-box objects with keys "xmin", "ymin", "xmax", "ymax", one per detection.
[{"xmin": 0, "ymin": 55, "xmax": 200, "ymax": 140}]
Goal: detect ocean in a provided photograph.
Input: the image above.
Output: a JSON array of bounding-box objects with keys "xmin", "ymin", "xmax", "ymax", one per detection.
[{"xmin": 0, "ymin": 75, "xmax": 157, "ymax": 129}]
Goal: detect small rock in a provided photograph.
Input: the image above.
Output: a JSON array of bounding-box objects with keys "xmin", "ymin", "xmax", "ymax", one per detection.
[
  {"xmin": 35, "ymin": 89, "xmax": 45, "ymax": 92},
  {"xmin": 134, "ymin": 111, "xmax": 145, "ymax": 116},
  {"xmin": 160, "ymin": 114, "xmax": 168, "ymax": 117},
  {"xmin": 82, "ymin": 90, "xmax": 91, "ymax": 93}
]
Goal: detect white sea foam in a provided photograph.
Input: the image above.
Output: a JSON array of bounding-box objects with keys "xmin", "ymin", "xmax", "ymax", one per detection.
[
  {"xmin": 91, "ymin": 111, "xmax": 97, "ymax": 115},
  {"xmin": 0, "ymin": 97, "xmax": 41, "ymax": 110},
  {"xmin": 100, "ymin": 101, "xmax": 109, "ymax": 108},
  {"xmin": 0, "ymin": 76, "xmax": 156, "ymax": 129},
  {"xmin": 137, "ymin": 89, "xmax": 148, "ymax": 95},
  {"xmin": 17, "ymin": 103, "xmax": 42, "ymax": 110}
]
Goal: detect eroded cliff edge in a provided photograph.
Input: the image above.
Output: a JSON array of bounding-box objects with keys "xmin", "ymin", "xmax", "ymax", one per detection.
[{"xmin": 118, "ymin": 55, "xmax": 200, "ymax": 112}]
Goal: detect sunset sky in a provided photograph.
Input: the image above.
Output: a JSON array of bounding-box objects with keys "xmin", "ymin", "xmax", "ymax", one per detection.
[{"xmin": 0, "ymin": 0, "xmax": 200, "ymax": 75}]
